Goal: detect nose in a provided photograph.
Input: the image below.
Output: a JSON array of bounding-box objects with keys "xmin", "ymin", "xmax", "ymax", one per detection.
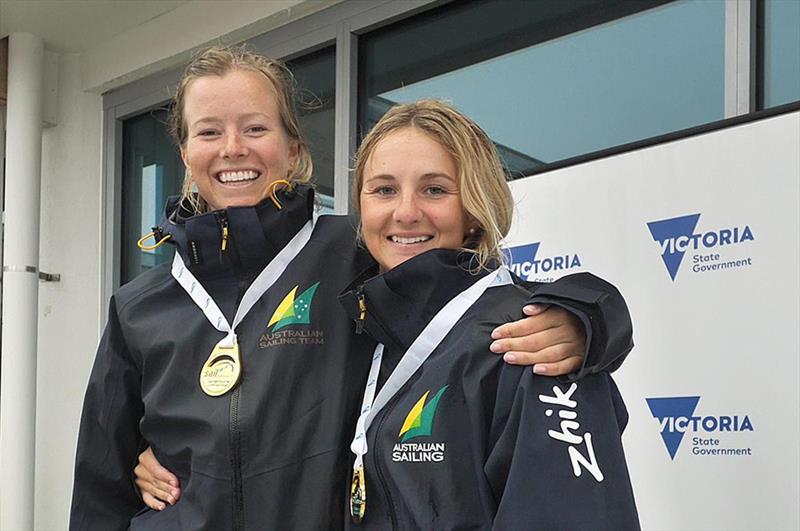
[
  {"xmin": 220, "ymin": 132, "xmax": 248, "ymax": 159},
  {"xmin": 392, "ymin": 191, "xmax": 422, "ymax": 224}
]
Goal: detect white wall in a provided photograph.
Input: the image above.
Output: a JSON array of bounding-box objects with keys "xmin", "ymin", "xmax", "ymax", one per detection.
[
  {"xmin": 35, "ymin": 52, "xmax": 102, "ymax": 530},
  {"xmin": 32, "ymin": 1, "xmax": 325, "ymax": 528}
]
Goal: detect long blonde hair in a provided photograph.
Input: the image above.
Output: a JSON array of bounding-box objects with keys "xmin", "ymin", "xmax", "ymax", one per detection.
[
  {"xmin": 354, "ymin": 100, "xmax": 513, "ymax": 270},
  {"xmin": 170, "ymin": 45, "xmax": 312, "ymax": 214}
]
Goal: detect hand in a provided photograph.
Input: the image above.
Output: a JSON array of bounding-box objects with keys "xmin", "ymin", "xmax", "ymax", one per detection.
[
  {"xmin": 134, "ymin": 447, "xmax": 181, "ymax": 511},
  {"xmin": 490, "ymin": 304, "xmax": 586, "ymax": 376}
]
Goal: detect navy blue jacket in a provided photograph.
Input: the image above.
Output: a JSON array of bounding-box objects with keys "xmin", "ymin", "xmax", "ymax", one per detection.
[{"xmin": 339, "ymin": 250, "xmax": 640, "ymax": 530}]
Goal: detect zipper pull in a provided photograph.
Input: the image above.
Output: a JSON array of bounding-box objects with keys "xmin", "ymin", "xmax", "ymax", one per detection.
[
  {"xmin": 221, "ymin": 224, "xmax": 229, "ymax": 252},
  {"xmin": 355, "ymin": 291, "xmax": 366, "ymax": 334},
  {"xmin": 216, "ymin": 212, "xmax": 229, "ymax": 252}
]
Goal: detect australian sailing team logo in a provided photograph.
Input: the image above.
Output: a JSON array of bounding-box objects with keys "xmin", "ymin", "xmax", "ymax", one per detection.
[
  {"xmin": 259, "ymin": 282, "xmax": 324, "ymax": 348},
  {"xmin": 392, "ymin": 386, "xmax": 448, "ymax": 462}
]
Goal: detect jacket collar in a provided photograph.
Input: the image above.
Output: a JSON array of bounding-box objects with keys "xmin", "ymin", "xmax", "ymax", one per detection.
[
  {"xmin": 339, "ymin": 249, "xmax": 489, "ymax": 353},
  {"xmin": 159, "ymin": 184, "xmax": 315, "ymax": 281}
]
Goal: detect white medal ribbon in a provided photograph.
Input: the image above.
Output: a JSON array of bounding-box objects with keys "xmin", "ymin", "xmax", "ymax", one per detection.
[
  {"xmin": 171, "ymin": 218, "xmax": 315, "ymax": 347},
  {"xmin": 350, "ymin": 266, "xmax": 513, "ymax": 472}
]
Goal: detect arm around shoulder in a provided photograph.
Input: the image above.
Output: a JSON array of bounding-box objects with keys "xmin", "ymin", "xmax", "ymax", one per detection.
[
  {"xmin": 529, "ymin": 272, "xmax": 633, "ymax": 378},
  {"xmin": 70, "ymin": 296, "xmax": 145, "ymax": 531}
]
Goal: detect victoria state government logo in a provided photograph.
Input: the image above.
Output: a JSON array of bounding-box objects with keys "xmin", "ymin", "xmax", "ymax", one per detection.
[
  {"xmin": 392, "ymin": 386, "xmax": 448, "ymax": 462},
  {"xmin": 646, "ymin": 213, "xmax": 755, "ymax": 282},
  {"xmin": 646, "ymin": 396, "xmax": 754, "ymax": 460},
  {"xmin": 258, "ymin": 282, "xmax": 324, "ymax": 348},
  {"xmin": 502, "ymin": 242, "xmax": 582, "ymax": 283}
]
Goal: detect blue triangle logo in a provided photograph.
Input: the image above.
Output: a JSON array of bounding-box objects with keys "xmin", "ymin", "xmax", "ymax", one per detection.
[
  {"xmin": 502, "ymin": 242, "xmax": 540, "ymax": 280},
  {"xmin": 646, "ymin": 396, "xmax": 701, "ymax": 460},
  {"xmin": 647, "ymin": 214, "xmax": 701, "ymax": 281}
]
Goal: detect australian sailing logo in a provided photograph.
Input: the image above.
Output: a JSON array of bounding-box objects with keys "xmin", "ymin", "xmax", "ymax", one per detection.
[
  {"xmin": 259, "ymin": 282, "xmax": 324, "ymax": 348},
  {"xmin": 392, "ymin": 386, "xmax": 448, "ymax": 462}
]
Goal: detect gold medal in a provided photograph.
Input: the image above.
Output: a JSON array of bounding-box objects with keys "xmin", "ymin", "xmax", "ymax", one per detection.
[
  {"xmin": 199, "ymin": 340, "xmax": 242, "ymax": 396},
  {"xmin": 350, "ymin": 465, "xmax": 366, "ymax": 523}
]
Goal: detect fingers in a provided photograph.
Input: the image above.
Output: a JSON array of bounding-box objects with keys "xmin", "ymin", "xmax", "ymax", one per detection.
[
  {"xmin": 501, "ymin": 337, "xmax": 583, "ymax": 366},
  {"xmin": 142, "ymin": 491, "xmax": 167, "ymax": 512},
  {"xmin": 135, "ymin": 447, "xmax": 182, "ymax": 506},
  {"xmin": 532, "ymin": 355, "xmax": 584, "ymax": 376},
  {"xmin": 134, "ymin": 467, "xmax": 178, "ymax": 506},
  {"xmin": 491, "ymin": 304, "xmax": 551, "ymax": 340}
]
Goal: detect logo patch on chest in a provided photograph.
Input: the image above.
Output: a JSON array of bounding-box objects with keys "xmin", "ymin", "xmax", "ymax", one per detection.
[
  {"xmin": 392, "ymin": 386, "xmax": 448, "ymax": 462},
  {"xmin": 259, "ymin": 282, "xmax": 325, "ymax": 348}
]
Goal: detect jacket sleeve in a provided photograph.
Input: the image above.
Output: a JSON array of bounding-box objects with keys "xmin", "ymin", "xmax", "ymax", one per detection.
[
  {"xmin": 522, "ymin": 272, "xmax": 634, "ymax": 379},
  {"xmin": 70, "ymin": 296, "xmax": 145, "ymax": 531},
  {"xmin": 485, "ymin": 370, "xmax": 640, "ymax": 531}
]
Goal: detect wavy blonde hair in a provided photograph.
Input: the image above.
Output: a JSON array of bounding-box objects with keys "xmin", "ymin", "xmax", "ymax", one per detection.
[
  {"xmin": 354, "ymin": 100, "xmax": 513, "ymax": 270},
  {"xmin": 170, "ymin": 45, "xmax": 312, "ymax": 214}
]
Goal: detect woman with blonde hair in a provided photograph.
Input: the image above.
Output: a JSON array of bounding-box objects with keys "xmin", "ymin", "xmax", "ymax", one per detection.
[
  {"xmin": 72, "ymin": 46, "xmax": 632, "ymax": 531},
  {"xmin": 340, "ymin": 99, "xmax": 639, "ymax": 529}
]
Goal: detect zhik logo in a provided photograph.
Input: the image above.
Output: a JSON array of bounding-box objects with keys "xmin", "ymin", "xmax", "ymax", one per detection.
[
  {"xmin": 647, "ymin": 213, "xmax": 754, "ymax": 281},
  {"xmin": 503, "ymin": 242, "xmax": 582, "ymax": 282},
  {"xmin": 646, "ymin": 396, "xmax": 754, "ymax": 460}
]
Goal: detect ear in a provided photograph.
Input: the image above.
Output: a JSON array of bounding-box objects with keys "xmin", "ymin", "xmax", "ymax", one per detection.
[
  {"xmin": 288, "ymin": 142, "xmax": 300, "ymax": 169},
  {"xmin": 180, "ymin": 146, "xmax": 190, "ymax": 169}
]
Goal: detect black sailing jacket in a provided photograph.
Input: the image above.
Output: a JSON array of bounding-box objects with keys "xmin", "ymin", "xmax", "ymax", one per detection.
[
  {"xmin": 339, "ymin": 249, "xmax": 640, "ymax": 530},
  {"xmin": 70, "ymin": 185, "xmax": 634, "ymax": 530}
]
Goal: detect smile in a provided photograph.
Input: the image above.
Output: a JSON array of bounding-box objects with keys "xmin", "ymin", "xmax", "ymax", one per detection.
[
  {"xmin": 390, "ymin": 235, "xmax": 433, "ymax": 244},
  {"xmin": 216, "ymin": 170, "xmax": 260, "ymax": 183}
]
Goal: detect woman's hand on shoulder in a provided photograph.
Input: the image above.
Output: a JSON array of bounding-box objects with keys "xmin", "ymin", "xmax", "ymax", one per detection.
[
  {"xmin": 490, "ymin": 303, "xmax": 585, "ymax": 376},
  {"xmin": 134, "ymin": 446, "xmax": 182, "ymax": 511}
]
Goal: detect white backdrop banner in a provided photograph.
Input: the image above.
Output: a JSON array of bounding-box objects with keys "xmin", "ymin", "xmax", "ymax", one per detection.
[{"xmin": 506, "ymin": 111, "xmax": 800, "ymax": 531}]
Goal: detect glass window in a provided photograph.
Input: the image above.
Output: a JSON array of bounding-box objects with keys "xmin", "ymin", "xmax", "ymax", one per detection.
[
  {"xmin": 288, "ymin": 46, "xmax": 336, "ymax": 211},
  {"xmin": 119, "ymin": 48, "xmax": 336, "ymax": 283},
  {"xmin": 120, "ymin": 108, "xmax": 181, "ymax": 284},
  {"xmin": 359, "ymin": 0, "xmax": 725, "ymax": 177},
  {"xmin": 760, "ymin": 0, "xmax": 800, "ymax": 109}
]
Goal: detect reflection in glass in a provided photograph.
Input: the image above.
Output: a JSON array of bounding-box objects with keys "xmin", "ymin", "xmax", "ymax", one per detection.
[
  {"xmin": 121, "ymin": 108, "xmax": 181, "ymax": 284},
  {"xmin": 360, "ymin": 0, "xmax": 724, "ymax": 177}
]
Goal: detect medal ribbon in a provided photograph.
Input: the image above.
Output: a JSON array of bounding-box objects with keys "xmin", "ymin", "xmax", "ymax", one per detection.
[
  {"xmin": 171, "ymin": 219, "xmax": 314, "ymax": 347},
  {"xmin": 350, "ymin": 266, "xmax": 513, "ymax": 471}
]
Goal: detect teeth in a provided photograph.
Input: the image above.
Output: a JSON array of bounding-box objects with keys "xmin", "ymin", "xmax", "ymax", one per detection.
[
  {"xmin": 218, "ymin": 170, "xmax": 259, "ymax": 183},
  {"xmin": 391, "ymin": 235, "xmax": 432, "ymax": 244}
]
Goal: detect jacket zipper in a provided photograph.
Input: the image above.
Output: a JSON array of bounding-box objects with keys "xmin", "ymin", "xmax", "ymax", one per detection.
[
  {"xmin": 230, "ymin": 387, "xmax": 244, "ymax": 531},
  {"xmin": 373, "ymin": 394, "xmax": 401, "ymax": 530},
  {"xmin": 354, "ymin": 284, "xmax": 399, "ymax": 528},
  {"xmin": 216, "ymin": 210, "xmax": 246, "ymax": 530}
]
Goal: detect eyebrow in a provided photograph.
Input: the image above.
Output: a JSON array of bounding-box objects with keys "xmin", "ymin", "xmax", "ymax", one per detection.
[
  {"xmin": 364, "ymin": 172, "xmax": 457, "ymax": 183},
  {"xmin": 190, "ymin": 112, "xmax": 272, "ymax": 127}
]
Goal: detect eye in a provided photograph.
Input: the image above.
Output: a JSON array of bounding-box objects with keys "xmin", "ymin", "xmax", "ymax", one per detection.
[
  {"xmin": 197, "ymin": 129, "xmax": 220, "ymax": 137},
  {"xmin": 374, "ymin": 185, "xmax": 396, "ymax": 196},
  {"xmin": 424, "ymin": 185, "xmax": 446, "ymax": 196},
  {"xmin": 246, "ymin": 125, "xmax": 268, "ymax": 134}
]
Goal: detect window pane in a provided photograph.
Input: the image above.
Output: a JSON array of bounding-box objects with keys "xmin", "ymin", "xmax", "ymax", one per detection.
[
  {"xmin": 120, "ymin": 108, "xmax": 181, "ymax": 284},
  {"xmin": 762, "ymin": 0, "xmax": 800, "ymax": 108},
  {"xmin": 287, "ymin": 46, "xmax": 336, "ymax": 211},
  {"xmin": 359, "ymin": 0, "xmax": 725, "ymax": 176}
]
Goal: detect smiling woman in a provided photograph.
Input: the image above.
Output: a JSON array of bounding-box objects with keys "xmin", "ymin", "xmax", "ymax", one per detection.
[{"xmin": 340, "ymin": 100, "xmax": 639, "ymax": 529}]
